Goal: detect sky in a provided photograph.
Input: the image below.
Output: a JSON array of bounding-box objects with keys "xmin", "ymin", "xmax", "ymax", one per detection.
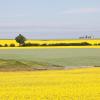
[{"xmin": 0, "ymin": 0, "xmax": 100, "ymax": 39}]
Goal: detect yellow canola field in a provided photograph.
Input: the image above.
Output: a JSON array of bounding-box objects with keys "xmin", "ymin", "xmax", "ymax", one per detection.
[
  {"xmin": 27, "ymin": 39, "xmax": 100, "ymax": 44},
  {"xmin": 0, "ymin": 39, "xmax": 100, "ymax": 46},
  {"xmin": 0, "ymin": 40, "xmax": 19, "ymax": 46},
  {"xmin": 0, "ymin": 68, "xmax": 100, "ymax": 100},
  {"xmin": 0, "ymin": 46, "xmax": 100, "ymax": 49}
]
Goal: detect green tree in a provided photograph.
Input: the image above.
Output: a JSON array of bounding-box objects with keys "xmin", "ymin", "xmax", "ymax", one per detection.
[{"xmin": 15, "ymin": 34, "xmax": 26, "ymax": 46}]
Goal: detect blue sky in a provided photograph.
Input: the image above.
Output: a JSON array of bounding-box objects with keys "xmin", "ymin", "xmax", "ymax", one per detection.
[{"xmin": 0, "ymin": 0, "xmax": 100, "ymax": 39}]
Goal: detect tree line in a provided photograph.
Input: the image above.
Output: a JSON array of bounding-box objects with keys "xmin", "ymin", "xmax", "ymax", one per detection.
[{"xmin": 0, "ymin": 42, "xmax": 94, "ymax": 47}]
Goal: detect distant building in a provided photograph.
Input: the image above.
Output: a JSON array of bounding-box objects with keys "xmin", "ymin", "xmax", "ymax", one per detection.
[{"xmin": 79, "ymin": 35, "xmax": 94, "ymax": 39}]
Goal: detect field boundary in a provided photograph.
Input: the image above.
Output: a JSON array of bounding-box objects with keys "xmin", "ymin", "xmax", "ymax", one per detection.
[{"xmin": 0, "ymin": 46, "xmax": 100, "ymax": 49}]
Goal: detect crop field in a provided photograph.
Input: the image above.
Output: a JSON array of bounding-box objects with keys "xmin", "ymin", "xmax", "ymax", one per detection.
[
  {"xmin": 0, "ymin": 48, "xmax": 100, "ymax": 68},
  {"xmin": 0, "ymin": 39, "xmax": 100, "ymax": 46},
  {"xmin": 0, "ymin": 68, "xmax": 100, "ymax": 100},
  {"xmin": 0, "ymin": 45, "xmax": 100, "ymax": 99},
  {"xmin": 26, "ymin": 39, "xmax": 100, "ymax": 45}
]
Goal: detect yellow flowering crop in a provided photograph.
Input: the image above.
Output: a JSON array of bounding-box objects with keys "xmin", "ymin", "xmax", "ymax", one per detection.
[
  {"xmin": 0, "ymin": 68, "xmax": 100, "ymax": 100},
  {"xmin": 26, "ymin": 39, "xmax": 100, "ymax": 45},
  {"xmin": 0, "ymin": 40, "xmax": 19, "ymax": 46},
  {"xmin": 0, "ymin": 39, "xmax": 100, "ymax": 47}
]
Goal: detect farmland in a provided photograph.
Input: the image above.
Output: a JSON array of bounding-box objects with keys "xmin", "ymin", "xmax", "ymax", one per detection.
[
  {"xmin": 0, "ymin": 48, "xmax": 100, "ymax": 70},
  {"xmin": 0, "ymin": 42, "xmax": 100, "ymax": 99},
  {"xmin": 0, "ymin": 39, "xmax": 100, "ymax": 46},
  {"xmin": 0, "ymin": 68, "xmax": 100, "ymax": 100}
]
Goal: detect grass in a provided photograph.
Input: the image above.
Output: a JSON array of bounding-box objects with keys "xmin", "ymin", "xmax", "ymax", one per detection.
[
  {"xmin": 0, "ymin": 68, "xmax": 100, "ymax": 99},
  {"xmin": 0, "ymin": 59, "xmax": 30, "ymax": 71},
  {"xmin": 0, "ymin": 59, "xmax": 63, "ymax": 71},
  {"xmin": 0, "ymin": 48, "xmax": 100, "ymax": 68}
]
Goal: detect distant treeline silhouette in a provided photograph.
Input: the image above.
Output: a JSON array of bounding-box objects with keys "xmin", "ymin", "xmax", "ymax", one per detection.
[
  {"xmin": 17, "ymin": 42, "xmax": 100, "ymax": 46},
  {"xmin": 1, "ymin": 42, "xmax": 100, "ymax": 47},
  {"xmin": 45, "ymin": 42, "xmax": 92, "ymax": 46}
]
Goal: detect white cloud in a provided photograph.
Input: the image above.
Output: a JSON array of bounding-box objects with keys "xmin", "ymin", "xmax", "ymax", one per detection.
[{"xmin": 62, "ymin": 8, "xmax": 100, "ymax": 14}]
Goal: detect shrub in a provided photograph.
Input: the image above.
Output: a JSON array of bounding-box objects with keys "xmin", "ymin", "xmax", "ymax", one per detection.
[
  {"xmin": 98, "ymin": 43, "xmax": 100, "ymax": 45},
  {"xmin": 41, "ymin": 44, "xmax": 47, "ymax": 46},
  {"xmin": 80, "ymin": 42, "xmax": 91, "ymax": 46},
  {"xmin": 10, "ymin": 44, "xmax": 15, "ymax": 47},
  {"xmin": 23, "ymin": 42, "xmax": 40, "ymax": 46},
  {"xmin": 4, "ymin": 44, "xmax": 8, "ymax": 47},
  {"xmin": 0, "ymin": 44, "xmax": 3, "ymax": 47}
]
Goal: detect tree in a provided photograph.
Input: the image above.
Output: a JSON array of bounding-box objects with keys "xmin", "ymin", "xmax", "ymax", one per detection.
[{"xmin": 15, "ymin": 34, "xmax": 26, "ymax": 46}]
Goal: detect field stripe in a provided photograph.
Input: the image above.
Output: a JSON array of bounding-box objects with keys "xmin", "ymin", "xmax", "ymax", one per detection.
[{"xmin": 0, "ymin": 46, "xmax": 100, "ymax": 49}]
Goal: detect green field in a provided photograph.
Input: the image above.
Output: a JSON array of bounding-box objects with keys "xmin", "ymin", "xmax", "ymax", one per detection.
[{"xmin": 0, "ymin": 48, "xmax": 100, "ymax": 70}]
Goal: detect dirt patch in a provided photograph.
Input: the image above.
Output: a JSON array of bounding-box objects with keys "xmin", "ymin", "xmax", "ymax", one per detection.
[{"xmin": 64, "ymin": 66, "xmax": 94, "ymax": 70}]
